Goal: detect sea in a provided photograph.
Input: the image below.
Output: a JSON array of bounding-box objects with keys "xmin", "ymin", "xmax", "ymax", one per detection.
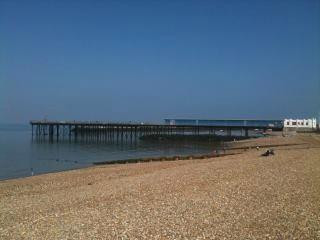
[{"xmin": 0, "ymin": 124, "xmax": 217, "ymax": 181}]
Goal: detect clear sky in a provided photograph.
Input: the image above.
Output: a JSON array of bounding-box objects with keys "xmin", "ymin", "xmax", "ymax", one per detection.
[{"xmin": 1, "ymin": 0, "xmax": 319, "ymax": 124}]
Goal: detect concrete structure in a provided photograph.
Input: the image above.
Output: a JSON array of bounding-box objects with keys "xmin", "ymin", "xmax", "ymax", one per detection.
[
  {"xmin": 283, "ymin": 118, "xmax": 317, "ymax": 130},
  {"xmin": 164, "ymin": 119, "xmax": 283, "ymax": 128}
]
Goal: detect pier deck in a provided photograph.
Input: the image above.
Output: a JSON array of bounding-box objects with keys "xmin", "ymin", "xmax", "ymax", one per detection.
[{"xmin": 30, "ymin": 120, "xmax": 283, "ymax": 139}]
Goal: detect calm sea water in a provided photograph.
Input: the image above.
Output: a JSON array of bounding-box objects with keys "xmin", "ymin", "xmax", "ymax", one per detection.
[{"xmin": 0, "ymin": 124, "xmax": 216, "ymax": 180}]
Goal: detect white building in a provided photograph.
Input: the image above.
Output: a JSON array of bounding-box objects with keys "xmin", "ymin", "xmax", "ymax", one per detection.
[{"xmin": 284, "ymin": 118, "xmax": 317, "ymax": 129}]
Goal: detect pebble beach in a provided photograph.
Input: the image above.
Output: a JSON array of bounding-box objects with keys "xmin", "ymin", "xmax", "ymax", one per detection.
[{"xmin": 1, "ymin": 134, "xmax": 320, "ymax": 239}]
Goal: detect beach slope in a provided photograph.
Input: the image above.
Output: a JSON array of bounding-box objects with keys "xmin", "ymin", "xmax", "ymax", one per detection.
[{"xmin": 1, "ymin": 134, "xmax": 320, "ymax": 239}]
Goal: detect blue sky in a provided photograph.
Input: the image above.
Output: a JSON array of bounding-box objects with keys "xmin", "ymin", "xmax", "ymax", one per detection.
[{"xmin": 1, "ymin": 0, "xmax": 319, "ymax": 123}]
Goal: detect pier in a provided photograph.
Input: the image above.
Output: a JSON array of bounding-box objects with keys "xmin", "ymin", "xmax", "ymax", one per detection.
[{"xmin": 30, "ymin": 120, "xmax": 283, "ymax": 140}]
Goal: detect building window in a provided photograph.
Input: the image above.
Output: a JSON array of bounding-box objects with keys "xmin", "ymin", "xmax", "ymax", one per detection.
[
  {"xmin": 287, "ymin": 122, "xmax": 290, "ymax": 125},
  {"xmin": 292, "ymin": 122, "xmax": 297, "ymax": 125},
  {"xmin": 306, "ymin": 122, "xmax": 308, "ymax": 126}
]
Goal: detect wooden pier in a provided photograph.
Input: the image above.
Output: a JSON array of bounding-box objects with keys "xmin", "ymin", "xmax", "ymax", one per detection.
[{"xmin": 30, "ymin": 120, "xmax": 283, "ymax": 140}]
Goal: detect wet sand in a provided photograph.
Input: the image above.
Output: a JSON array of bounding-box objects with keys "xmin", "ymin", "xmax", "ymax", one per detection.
[{"xmin": 1, "ymin": 134, "xmax": 320, "ymax": 239}]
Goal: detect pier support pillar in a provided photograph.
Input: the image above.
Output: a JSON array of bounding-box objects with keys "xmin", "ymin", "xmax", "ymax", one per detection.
[
  {"xmin": 49, "ymin": 125, "xmax": 53, "ymax": 138},
  {"xmin": 74, "ymin": 125, "xmax": 78, "ymax": 138},
  {"xmin": 227, "ymin": 129, "xmax": 231, "ymax": 136}
]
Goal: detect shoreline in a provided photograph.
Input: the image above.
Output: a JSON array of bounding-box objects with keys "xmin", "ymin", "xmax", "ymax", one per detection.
[
  {"xmin": 0, "ymin": 134, "xmax": 312, "ymax": 183},
  {"xmin": 0, "ymin": 134, "xmax": 302, "ymax": 182},
  {"xmin": 0, "ymin": 134, "xmax": 260, "ymax": 182},
  {"xmin": 1, "ymin": 133, "xmax": 319, "ymax": 239}
]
